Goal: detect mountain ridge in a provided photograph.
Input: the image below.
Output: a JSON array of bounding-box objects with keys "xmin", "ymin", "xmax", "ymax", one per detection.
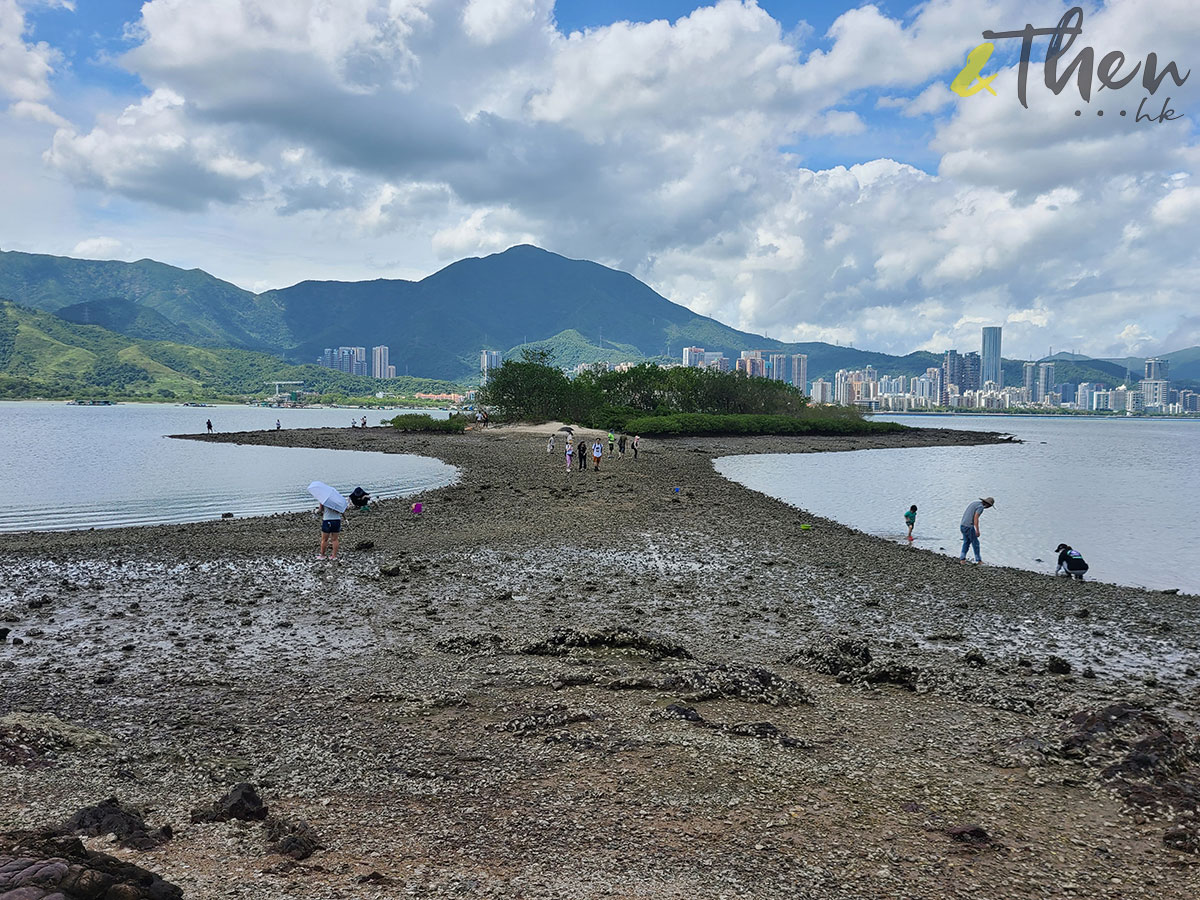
[{"xmin": 1, "ymin": 245, "xmax": 1196, "ymax": 384}]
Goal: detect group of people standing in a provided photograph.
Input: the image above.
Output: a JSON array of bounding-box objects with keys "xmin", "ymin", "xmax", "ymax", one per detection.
[
  {"xmin": 556, "ymin": 431, "xmax": 640, "ymax": 472},
  {"xmin": 903, "ymin": 496, "xmax": 1088, "ymax": 580}
]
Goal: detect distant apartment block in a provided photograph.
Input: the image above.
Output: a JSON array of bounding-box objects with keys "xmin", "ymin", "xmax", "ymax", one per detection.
[
  {"xmin": 318, "ymin": 346, "xmax": 368, "ymax": 376},
  {"xmin": 480, "ymin": 349, "xmax": 502, "ymax": 382},
  {"xmin": 791, "ymin": 354, "xmax": 808, "ymax": 395},
  {"xmin": 371, "ymin": 345, "xmax": 390, "ymax": 379},
  {"xmin": 981, "ymin": 326, "xmax": 1003, "ymax": 388}
]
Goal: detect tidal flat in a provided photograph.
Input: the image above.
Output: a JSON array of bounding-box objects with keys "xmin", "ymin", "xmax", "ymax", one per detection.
[{"xmin": 2, "ymin": 425, "xmax": 1198, "ymax": 898}]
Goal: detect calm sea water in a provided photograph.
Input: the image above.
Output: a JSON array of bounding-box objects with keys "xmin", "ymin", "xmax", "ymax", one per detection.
[
  {"xmin": 715, "ymin": 415, "xmax": 1200, "ymax": 594},
  {"xmin": 2, "ymin": 402, "xmax": 457, "ymax": 532}
]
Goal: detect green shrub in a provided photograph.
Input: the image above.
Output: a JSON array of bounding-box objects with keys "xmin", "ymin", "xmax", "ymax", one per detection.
[
  {"xmin": 621, "ymin": 413, "xmax": 910, "ymax": 437},
  {"xmin": 387, "ymin": 413, "xmax": 467, "ymax": 433}
]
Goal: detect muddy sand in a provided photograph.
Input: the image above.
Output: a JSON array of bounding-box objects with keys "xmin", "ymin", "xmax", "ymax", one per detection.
[{"xmin": 2, "ymin": 424, "xmax": 1198, "ymax": 899}]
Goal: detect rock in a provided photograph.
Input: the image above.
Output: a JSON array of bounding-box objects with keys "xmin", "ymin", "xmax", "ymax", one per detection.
[
  {"xmin": 379, "ymin": 564, "xmax": 402, "ymax": 577},
  {"xmin": 667, "ymin": 662, "xmax": 813, "ymax": 706},
  {"xmin": 64, "ymin": 798, "xmax": 172, "ymax": 850},
  {"xmin": 1047, "ymin": 656, "xmax": 1072, "ymax": 675},
  {"xmin": 1161, "ymin": 588, "xmax": 1180, "ymax": 595},
  {"xmin": 434, "ymin": 633, "xmax": 504, "ymax": 655},
  {"xmin": 963, "ymin": 649, "xmax": 987, "ymax": 668},
  {"xmin": 93, "ymin": 674, "xmax": 116, "ymax": 685},
  {"xmin": 220, "ymin": 512, "xmax": 234, "ymax": 519},
  {"xmin": 650, "ymin": 704, "xmax": 806, "ymax": 748},
  {"xmin": 0, "ymin": 833, "xmax": 182, "ymax": 899},
  {"xmin": 1164, "ymin": 822, "xmax": 1200, "ymax": 854},
  {"xmin": 353, "ymin": 540, "xmax": 375, "ymax": 551},
  {"xmin": 522, "ymin": 626, "xmax": 692, "ymax": 660},
  {"xmin": 191, "ymin": 783, "xmax": 268, "ymax": 823},
  {"xmin": 791, "ymin": 635, "xmax": 871, "ymax": 675},
  {"xmin": 497, "ymin": 706, "xmax": 594, "ymax": 735},
  {"xmin": 265, "ymin": 817, "xmax": 322, "ymax": 860},
  {"xmin": 0, "ymin": 627, "xmax": 8, "ymax": 642},
  {"xmin": 947, "ymin": 824, "xmax": 992, "ymax": 845}
]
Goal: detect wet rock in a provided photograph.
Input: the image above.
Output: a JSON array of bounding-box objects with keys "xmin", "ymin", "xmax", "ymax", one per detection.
[
  {"xmin": 650, "ymin": 704, "xmax": 806, "ymax": 748},
  {"xmin": 497, "ymin": 706, "xmax": 594, "ymax": 735},
  {"xmin": 522, "ymin": 626, "xmax": 692, "ymax": 660},
  {"xmin": 0, "ymin": 833, "xmax": 182, "ymax": 899},
  {"xmin": 220, "ymin": 512, "xmax": 234, "ymax": 519},
  {"xmin": 190, "ymin": 783, "xmax": 268, "ymax": 823},
  {"xmin": 947, "ymin": 824, "xmax": 992, "ymax": 846},
  {"xmin": 791, "ymin": 635, "xmax": 871, "ymax": 675},
  {"xmin": 0, "ymin": 627, "xmax": 8, "ymax": 642},
  {"xmin": 265, "ymin": 817, "xmax": 322, "ymax": 861},
  {"xmin": 64, "ymin": 798, "xmax": 172, "ymax": 850},
  {"xmin": 93, "ymin": 673, "xmax": 116, "ymax": 685},
  {"xmin": 668, "ymin": 663, "xmax": 813, "ymax": 706},
  {"xmin": 1164, "ymin": 822, "xmax": 1200, "ymax": 854},
  {"xmin": 963, "ymin": 649, "xmax": 987, "ymax": 668},
  {"xmin": 353, "ymin": 540, "xmax": 375, "ymax": 551},
  {"xmin": 1047, "ymin": 656, "xmax": 1072, "ymax": 675},
  {"xmin": 379, "ymin": 564, "xmax": 402, "ymax": 577},
  {"xmin": 433, "ymin": 633, "xmax": 504, "ymax": 656}
]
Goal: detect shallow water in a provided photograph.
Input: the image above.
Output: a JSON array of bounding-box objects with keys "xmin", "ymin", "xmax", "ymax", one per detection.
[
  {"xmin": 3, "ymin": 401, "xmax": 457, "ymax": 531},
  {"xmin": 714, "ymin": 414, "xmax": 1200, "ymax": 594}
]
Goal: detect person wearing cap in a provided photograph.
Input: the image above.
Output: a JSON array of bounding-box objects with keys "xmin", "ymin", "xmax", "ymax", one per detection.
[
  {"xmin": 959, "ymin": 496, "xmax": 994, "ymax": 564},
  {"xmin": 1055, "ymin": 544, "xmax": 1089, "ymax": 580}
]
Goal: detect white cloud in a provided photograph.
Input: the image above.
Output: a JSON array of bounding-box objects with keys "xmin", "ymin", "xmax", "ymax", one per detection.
[
  {"xmin": 0, "ymin": 0, "xmax": 1195, "ymax": 360},
  {"xmin": 70, "ymin": 236, "xmax": 127, "ymax": 258}
]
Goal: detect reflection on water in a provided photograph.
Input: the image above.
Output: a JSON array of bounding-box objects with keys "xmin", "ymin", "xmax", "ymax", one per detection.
[
  {"xmin": 3, "ymin": 402, "xmax": 457, "ymax": 532},
  {"xmin": 715, "ymin": 415, "xmax": 1200, "ymax": 594}
]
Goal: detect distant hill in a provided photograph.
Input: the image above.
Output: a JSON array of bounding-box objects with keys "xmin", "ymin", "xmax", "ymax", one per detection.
[
  {"xmin": 2, "ymin": 244, "xmax": 1196, "ymax": 386},
  {"xmin": 0, "ymin": 300, "xmax": 456, "ymax": 400}
]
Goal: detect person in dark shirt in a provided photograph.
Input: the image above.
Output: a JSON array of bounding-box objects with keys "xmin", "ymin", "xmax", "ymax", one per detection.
[
  {"xmin": 577, "ymin": 439, "xmax": 588, "ymax": 471},
  {"xmin": 1055, "ymin": 543, "xmax": 1089, "ymax": 580}
]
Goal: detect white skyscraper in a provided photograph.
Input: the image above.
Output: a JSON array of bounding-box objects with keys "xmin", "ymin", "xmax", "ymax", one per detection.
[
  {"xmin": 371, "ymin": 345, "xmax": 390, "ymax": 379},
  {"xmin": 791, "ymin": 355, "xmax": 808, "ymax": 395},
  {"xmin": 981, "ymin": 326, "xmax": 1003, "ymax": 388},
  {"xmin": 480, "ymin": 349, "xmax": 502, "ymax": 382}
]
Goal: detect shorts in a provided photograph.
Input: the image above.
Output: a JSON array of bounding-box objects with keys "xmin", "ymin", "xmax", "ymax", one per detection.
[{"xmin": 321, "ymin": 519, "xmax": 342, "ymax": 534}]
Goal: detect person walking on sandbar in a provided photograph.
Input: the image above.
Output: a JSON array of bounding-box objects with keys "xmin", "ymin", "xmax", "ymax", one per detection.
[
  {"xmin": 592, "ymin": 439, "xmax": 604, "ymax": 471},
  {"xmin": 565, "ymin": 441, "xmax": 574, "ymax": 473},
  {"xmin": 206, "ymin": 419, "xmax": 213, "ymax": 433},
  {"xmin": 904, "ymin": 505, "xmax": 917, "ymax": 542},
  {"xmin": 618, "ymin": 434, "xmax": 627, "ymax": 457},
  {"xmin": 959, "ymin": 496, "xmax": 994, "ymax": 564},
  {"xmin": 577, "ymin": 439, "xmax": 588, "ymax": 471},
  {"xmin": 632, "ymin": 435, "xmax": 640, "ymax": 460}
]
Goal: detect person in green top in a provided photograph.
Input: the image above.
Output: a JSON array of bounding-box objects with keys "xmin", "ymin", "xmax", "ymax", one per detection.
[
  {"xmin": 904, "ymin": 504, "xmax": 917, "ymax": 541},
  {"xmin": 608, "ymin": 432, "xmax": 615, "ymax": 457}
]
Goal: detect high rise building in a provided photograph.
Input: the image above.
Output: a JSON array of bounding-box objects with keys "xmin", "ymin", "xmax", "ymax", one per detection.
[
  {"xmin": 943, "ymin": 350, "xmax": 963, "ymax": 396},
  {"xmin": 682, "ymin": 347, "xmax": 705, "ymax": 367},
  {"xmin": 961, "ymin": 352, "xmax": 981, "ymax": 392},
  {"xmin": 810, "ymin": 379, "xmax": 832, "ymax": 403},
  {"xmin": 736, "ymin": 357, "xmax": 766, "ymax": 377},
  {"xmin": 371, "ymin": 345, "xmax": 390, "ymax": 379},
  {"xmin": 1038, "ymin": 362, "xmax": 1055, "ymax": 404},
  {"xmin": 386, "ymin": 365, "xmax": 396, "ymax": 379},
  {"xmin": 1023, "ymin": 361, "xmax": 1038, "ymax": 400},
  {"xmin": 1145, "ymin": 357, "xmax": 1168, "ymax": 381},
  {"xmin": 1141, "ymin": 379, "xmax": 1170, "ymax": 408},
  {"xmin": 768, "ymin": 353, "xmax": 788, "ymax": 382},
  {"xmin": 981, "ymin": 326, "xmax": 1003, "ymax": 388},
  {"xmin": 480, "ymin": 349, "xmax": 502, "ymax": 383},
  {"xmin": 791, "ymin": 355, "xmax": 808, "ymax": 395}
]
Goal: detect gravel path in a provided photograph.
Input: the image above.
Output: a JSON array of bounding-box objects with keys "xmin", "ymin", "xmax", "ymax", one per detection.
[{"xmin": 2, "ymin": 425, "xmax": 1198, "ymax": 898}]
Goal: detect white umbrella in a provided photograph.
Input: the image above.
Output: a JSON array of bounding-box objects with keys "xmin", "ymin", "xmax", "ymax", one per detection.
[{"xmin": 308, "ymin": 481, "xmax": 347, "ymax": 513}]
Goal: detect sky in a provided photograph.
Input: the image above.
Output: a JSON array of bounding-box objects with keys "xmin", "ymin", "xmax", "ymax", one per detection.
[{"xmin": 1, "ymin": 0, "xmax": 1198, "ymax": 360}]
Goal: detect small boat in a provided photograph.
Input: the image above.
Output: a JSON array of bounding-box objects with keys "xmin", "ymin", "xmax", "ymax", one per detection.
[{"xmin": 66, "ymin": 399, "xmax": 116, "ymax": 406}]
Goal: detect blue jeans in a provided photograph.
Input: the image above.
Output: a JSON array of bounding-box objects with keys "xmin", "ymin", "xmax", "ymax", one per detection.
[{"xmin": 960, "ymin": 525, "xmax": 980, "ymax": 562}]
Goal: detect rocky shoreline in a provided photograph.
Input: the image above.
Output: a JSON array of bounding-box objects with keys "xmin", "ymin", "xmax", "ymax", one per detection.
[{"xmin": 2, "ymin": 424, "xmax": 1198, "ymax": 898}]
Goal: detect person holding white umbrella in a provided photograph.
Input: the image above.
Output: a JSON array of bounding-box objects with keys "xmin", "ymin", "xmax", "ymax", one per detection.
[{"xmin": 309, "ymin": 481, "xmax": 348, "ymax": 560}]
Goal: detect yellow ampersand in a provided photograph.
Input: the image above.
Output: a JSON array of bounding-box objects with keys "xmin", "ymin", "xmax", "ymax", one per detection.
[{"xmin": 951, "ymin": 42, "xmax": 998, "ymax": 97}]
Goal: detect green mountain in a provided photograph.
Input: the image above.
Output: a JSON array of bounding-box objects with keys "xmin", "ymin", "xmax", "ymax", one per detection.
[
  {"xmin": 3, "ymin": 244, "xmax": 1196, "ymax": 387},
  {"xmin": 0, "ymin": 300, "xmax": 456, "ymax": 400},
  {"xmin": 0, "ymin": 249, "xmax": 289, "ymax": 350},
  {"xmin": 1101, "ymin": 348, "xmax": 1200, "ymax": 382}
]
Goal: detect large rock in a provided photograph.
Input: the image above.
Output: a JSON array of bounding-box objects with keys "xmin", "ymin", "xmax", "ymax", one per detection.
[
  {"xmin": 0, "ymin": 833, "xmax": 182, "ymax": 899},
  {"xmin": 191, "ymin": 783, "xmax": 268, "ymax": 823},
  {"xmin": 65, "ymin": 798, "xmax": 172, "ymax": 850}
]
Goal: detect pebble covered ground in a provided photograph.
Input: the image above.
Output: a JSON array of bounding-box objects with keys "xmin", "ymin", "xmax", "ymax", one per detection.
[{"xmin": 2, "ymin": 424, "xmax": 1198, "ymax": 898}]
